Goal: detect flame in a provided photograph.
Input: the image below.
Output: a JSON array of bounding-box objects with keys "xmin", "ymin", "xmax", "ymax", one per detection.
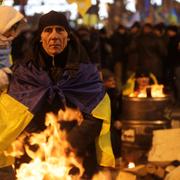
[
  {"xmin": 150, "ymin": 84, "xmax": 165, "ymax": 97},
  {"xmin": 128, "ymin": 162, "xmax": 135, "ymax": 169},
  {"xmin": 129, "ymin": 84, "xmax": 165, "ymax": 98},
  {"xmin": 7, "ymin": 107, "xmax": 84, "ymax": 180},
  {"xmin": 4, "ymin": 133, "xmax": 27, "ymax": 158}
]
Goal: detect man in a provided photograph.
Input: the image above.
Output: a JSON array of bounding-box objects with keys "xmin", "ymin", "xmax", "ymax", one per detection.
[{"xmin": 1, "ymin": 10, "xmax": 115, "ymax": 178}]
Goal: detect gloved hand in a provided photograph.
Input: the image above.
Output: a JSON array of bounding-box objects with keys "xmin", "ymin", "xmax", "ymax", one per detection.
[{"xmin": 0, "ymin": 67, "xmax": 12, "ymax": 91}]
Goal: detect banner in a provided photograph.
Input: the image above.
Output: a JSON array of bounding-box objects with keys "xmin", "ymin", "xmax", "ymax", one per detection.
[{"xmin": 67, "ymin": 0, "xmax": 91, "ymax": 16}]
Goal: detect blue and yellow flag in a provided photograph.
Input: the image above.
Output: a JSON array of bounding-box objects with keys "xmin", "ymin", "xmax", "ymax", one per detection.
[{"xmin": 0, "ymin": 62, "xmax": 115, "ymax": 167}]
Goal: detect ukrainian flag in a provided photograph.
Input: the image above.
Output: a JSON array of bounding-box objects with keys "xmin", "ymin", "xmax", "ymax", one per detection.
[
  {"xmin": 0, "ymin": 93, "xmax": 33, "ymax": 167},
  {"xmin": 0, "ymin": 62, "xmax": 115, "ymax": 168}
]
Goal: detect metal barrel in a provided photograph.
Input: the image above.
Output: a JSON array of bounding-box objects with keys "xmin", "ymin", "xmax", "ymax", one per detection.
[{"xmin": 121, "ymin": 96, "xmax": 172, "ymax": 164}]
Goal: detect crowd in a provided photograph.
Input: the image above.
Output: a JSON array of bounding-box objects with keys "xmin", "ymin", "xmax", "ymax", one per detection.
[
  {"xmin": 0, "ymin": 5, "xmax": 180, "ymax": 179},
  {"xmin": 11, "ymin": 18, "xmax": 180, "ymax": 99}
]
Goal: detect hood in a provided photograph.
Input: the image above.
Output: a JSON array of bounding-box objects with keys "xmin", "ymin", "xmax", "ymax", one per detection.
[{"xmin": 0, "ymin": 6, "xmax": 24, "ymax": 34}]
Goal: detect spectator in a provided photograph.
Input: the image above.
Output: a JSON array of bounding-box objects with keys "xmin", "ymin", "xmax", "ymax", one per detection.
[
  {"xmin": 0, "ymin": 5, "xmax": 26, "ymax": 179},
  {"xmin": 76, "ymin": 25, "xmax": 101, "ymax": 69},
  {"xmin": 109, "ymin": 24, "xmax": 128, "ymax": 91},
  {"xmin": 126, "ymin": 23, "xmax": 166, "ymax": 83},
  {"xmin": 166, "ymin": 25, "xmax": 180, "ymax": 102},
  {"xmin": 102, "ymin": 68, "xmax": 122, "ymax": 160},
  {"xmin": 126, "ymin": 21, "xmax": 141, "ymax": 80},
  {"xmin": 0, "ymin": 5, "xmax": 26, "ymax": 92},
  {"xmin": 99, "ymin": 27, "xmax": 113, "ymax": 70}
]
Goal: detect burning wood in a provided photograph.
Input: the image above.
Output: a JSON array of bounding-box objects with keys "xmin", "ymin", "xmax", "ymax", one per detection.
[
  {"xmin": 129, "ymin": 84, "xmax": 165, "ymax": 98},
  {"xmin": 5, "ymin": 107, "xmax": 84, "ymax": 179}
]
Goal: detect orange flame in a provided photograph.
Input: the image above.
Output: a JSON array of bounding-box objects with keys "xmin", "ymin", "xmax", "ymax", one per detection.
[
  {"xmin": 129, "ymin": 84, "xmax": 165, "ymax": 98},
  {"xmin": 7, "ymin": 107, "xmax": 84, "ymax": 179}
]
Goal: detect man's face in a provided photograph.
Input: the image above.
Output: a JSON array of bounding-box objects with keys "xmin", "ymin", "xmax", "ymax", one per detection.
[{"xmin": 41, "ymin": 25, "xmax": 68, "ymax": 56}]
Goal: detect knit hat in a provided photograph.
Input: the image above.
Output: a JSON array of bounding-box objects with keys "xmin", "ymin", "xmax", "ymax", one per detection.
[
  {"xmin": 0, "ymin": 6, "xmax": 24, "ymax": 34},
  {"xmin": 38, "ymin": 11, "xmax": 70, "ymax": 35}
]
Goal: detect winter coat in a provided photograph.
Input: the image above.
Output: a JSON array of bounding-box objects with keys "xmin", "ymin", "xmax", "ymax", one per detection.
[{"xmin": 0, "ymin": 33, "xmax": 115, "ymax": 169}]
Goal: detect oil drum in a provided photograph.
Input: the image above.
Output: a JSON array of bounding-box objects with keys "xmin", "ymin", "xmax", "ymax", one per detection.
[
  {"xmin": 121, "ymin": 96, "xmax": 171, "ymax": 120},
  {"xmin": 121, "ymin": 96, "xmax": 172, "ymax": 164}
]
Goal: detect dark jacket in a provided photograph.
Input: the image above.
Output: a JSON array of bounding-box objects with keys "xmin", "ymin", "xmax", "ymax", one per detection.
[{"xmin": 8, "ymin": 33, "xmax": 105, "ymax": 175}]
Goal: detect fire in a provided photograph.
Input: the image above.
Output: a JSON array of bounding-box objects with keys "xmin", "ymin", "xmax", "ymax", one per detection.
[
  {"xmin": 6, "ymin": 107, "xmax": 84, "ymax": 180},
  {"xmin": 150, "ymin": 84, "xmax": 165, "ymax": 98},
  {"xmin": 129, "ymin": 84, "xmax": 165, "ymax": 98},
  {"xmin": 128, "ymin": 162, "xmax": 135, "ymax": 169}
]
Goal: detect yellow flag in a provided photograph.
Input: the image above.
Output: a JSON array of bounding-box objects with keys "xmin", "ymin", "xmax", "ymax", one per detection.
[
  {"xmin": 0, "ymin": 93, "xmax": 33, "ymax": 151},
  {"xmin": 67, "ymin": 0, "xmax": 91, "ymax": 16},
  {"xmin": 92, "ymin": 93, "xmax": 115, "ymax": 168},
  {"xmin": 0, "ymin": 93, "xmax": 33, "ymax": 167}
]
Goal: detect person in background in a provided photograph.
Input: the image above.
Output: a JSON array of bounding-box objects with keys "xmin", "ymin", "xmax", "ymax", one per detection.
[
  {"xmin": 126, "ymin": 22, "xmax": 166, "ymax": 84},
  {"xmin": 152, "ymin": 23, "xmax": 168, "ymax": 85},
  {"xmin": 0, "ymin": 5, "xmax": 26, "ymax": 179},
  {"xmin": 122, "ymin": 67, "xmax": 158, "ymax": 97},
  {"xmin": 109, "ymin": 24, "xmax": 128, "ymax": 91},
  {"xmin": 1, "ymin": 10, "xmax": 115, "ymax": 179},
  {"xmin": 76, "ymin": 25, "xmax": 101, "ymax": 70},
  {"xmin": 126, "ymin": 21, "xmax": 141, "ymax": 80},
  {"xmin": 165, "ymin": 25, "xmax": 180, "ymax": 102},
  {"xmin": 101, "ymin": 68, "xmax": 122, "ymax": 161},
  {"xmin": 153, "ymin": 23, "xmax": 166, "ymax": 40},
  {"xmin": 0, "ymin": 6, "xmax": 26, "ymax": 92},
  {"xmin": 99, "ymin": 27, "xmax": 113, "ymax": 70}
]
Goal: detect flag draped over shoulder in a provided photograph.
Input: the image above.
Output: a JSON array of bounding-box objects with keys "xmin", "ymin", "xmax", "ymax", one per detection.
[
  {"xmin": 0, "ymin": 93, "xmax": 33, "ymax": 167},
  {"xmin": 8, "ymin": 63, "xmax": 105, "ymax": 114},
  {"xmin": 0, "ymin": 62, "xmax": 115, "ymax": 167},
  {"xmin": 67, "ymin": 0, "xmax": 91, "ymax": 16}
]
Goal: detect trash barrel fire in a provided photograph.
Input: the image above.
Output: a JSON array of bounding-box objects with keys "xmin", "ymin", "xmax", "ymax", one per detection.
[{"xmin": 121, "ymin": 93, "xmax": 172, "ymax": 165}]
